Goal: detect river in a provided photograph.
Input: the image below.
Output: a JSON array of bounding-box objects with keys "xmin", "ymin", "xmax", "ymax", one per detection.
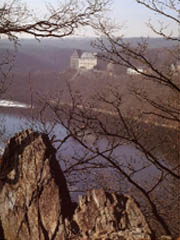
[
  {"xmin": 0, "ymin": 100, "xmax": 173, "ymax": 201},
  {"xmin": 1, "ymin": 100, "xmax": 179, "ymax": 237}
]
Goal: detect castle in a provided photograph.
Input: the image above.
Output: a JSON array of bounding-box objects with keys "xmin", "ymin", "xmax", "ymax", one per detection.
[{"xmin": 70, "ymin": 49, "xmax": 100, "ymax": 70}]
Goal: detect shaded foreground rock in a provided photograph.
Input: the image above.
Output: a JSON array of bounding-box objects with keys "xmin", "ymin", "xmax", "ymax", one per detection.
[
  {"xmin": 0, "ymin": 129, "xmax": 153, "ymax": 240},
  {"xmin": 0, "ymin": 129, "xmax": 72, "ymax": 240}
]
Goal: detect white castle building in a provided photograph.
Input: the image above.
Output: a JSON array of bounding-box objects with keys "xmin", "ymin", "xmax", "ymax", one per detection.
[{"xmin": 70, "ymin": 49, "xmax": 100, "ymax": 70}]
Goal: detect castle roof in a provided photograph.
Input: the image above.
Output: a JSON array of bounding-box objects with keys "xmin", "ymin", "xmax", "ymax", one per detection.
[
  {"xmin": 81, "ymin": 52, "xmax": 97, "ymax": 59},
  {"xmin": 71, "ymin": 49, "xmax": 83, "ymax": 58}
]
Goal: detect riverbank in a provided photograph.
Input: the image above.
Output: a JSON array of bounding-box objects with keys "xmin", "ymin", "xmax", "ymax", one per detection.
[{"xmin": 1, "ymin": 99, "xmax": 179, "ymax": 167}]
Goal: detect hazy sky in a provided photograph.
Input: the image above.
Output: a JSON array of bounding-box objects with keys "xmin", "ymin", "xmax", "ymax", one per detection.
[{"xmin": 23, "ymin": 0, "xmax": 178, "ymax": 38}]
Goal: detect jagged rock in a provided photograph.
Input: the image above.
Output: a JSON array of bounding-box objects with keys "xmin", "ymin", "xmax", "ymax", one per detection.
[
  {"xmin": 159, "ymin": 236, "xmax": 172, "ymax": 240},
  {"xmin": 0, "ymin": 129, "xmax": 72, "ymax": 240},
  {"xmin": 0, "ymin": 129, "xmax": 153, "ymax": 240},
  {"xmin": 71, "ymin": 189, "xmax": 152, "ymax": 240}
]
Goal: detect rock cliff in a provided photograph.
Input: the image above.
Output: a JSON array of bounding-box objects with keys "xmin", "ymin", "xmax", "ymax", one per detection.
[
  {"xmin": 0, "ymin": 129, "xmax": 72, "ymax": 240},
  {"xmin": 0, "ymin": 129, "xmax": 153, "ymax": 240},
  {"xmin": 71, "ymin": 189, "xmax": 152, "ymax": 240}
]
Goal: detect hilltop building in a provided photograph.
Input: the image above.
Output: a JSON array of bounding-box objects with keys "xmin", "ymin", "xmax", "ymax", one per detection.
[
  {"xmin": 106, "ymin": 62, "xmax": 115, "ymax": 72},
  {"xmin": 171, "ymin": 61, "xmax": 180, "ymax": 73},
  {"xmin": 127, "ymin": 67, "xmax": 145, "ymax": 75},
  {"xmin": 70, "ymin": 49, "xmax": 101, "ymax": 70},
  {"xmin": 70, "ymin": 49, "xmax": 82, "ymax": 69}
]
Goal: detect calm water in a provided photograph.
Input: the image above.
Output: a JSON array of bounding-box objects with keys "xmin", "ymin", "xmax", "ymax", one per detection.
[{"xmin": 0, "ymin": 102, "xmax": 167, "ymax": 201}]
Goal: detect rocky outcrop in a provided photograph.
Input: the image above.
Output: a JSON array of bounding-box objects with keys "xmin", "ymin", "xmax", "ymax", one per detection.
[
  {"xmin": 0, "ymin": 129, "xmax": 153, "ymax": 240},
  {"xmin": 70, "ymin": 189, "xmax": 152, "ymax": 240},
  {"xmin": 0, "ymin": 129, "xmax": 72, "ymax": 240}
]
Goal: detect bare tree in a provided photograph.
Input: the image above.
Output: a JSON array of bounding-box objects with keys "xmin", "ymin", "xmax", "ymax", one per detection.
[
  {"xmin": 92, "ymin": 1, "xmax": 180, "ymax": 237},
  {"xmin": 1, "ymin": 0, "xmax": 179, "ymax": 237},
  {"xmin": 40, "ymin": 0, "xmax": 180, "ymax": 238},
  {"xmin": 0, "ymin": 0, "xmax": 109, "ymax": 95},
  {"xmin": 0, "ymin": 0, "xmax": 109, "ymax": 42}
]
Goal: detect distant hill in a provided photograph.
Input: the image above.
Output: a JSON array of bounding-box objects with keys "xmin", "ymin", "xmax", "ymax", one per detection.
[
  {"xmin": 0, "ymin": 47, "xmax": 73, "ymax": 72},
  {"xmin": 0, "ymin": 37, "xmax": 176, "ymax": 112},
  {"xmin": 1, "ymin": 64, "xmax": 172, "ymax": 122},
  {"xmin": 0, "ymin": 37, "xmax": 177, "ymax": 50},
  {"xmin": 0, "ymin": 37, "xmax": 177, "ymax": 73}
]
